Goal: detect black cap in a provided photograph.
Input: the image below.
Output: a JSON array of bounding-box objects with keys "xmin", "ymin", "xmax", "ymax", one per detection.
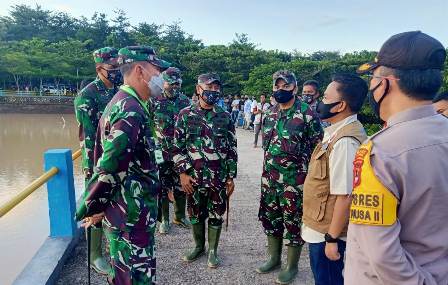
[{"xmin": 357, "ymin": 31, "xmax": 446, "ymax": 74}]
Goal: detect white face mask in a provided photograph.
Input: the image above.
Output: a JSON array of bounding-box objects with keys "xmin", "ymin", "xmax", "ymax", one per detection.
[
  {"xmin": 148, "ymin": 74, "xmax": 164, "ymax": 97},
  {"xmin": 142, "ymin": 67, "xmax": 164, "ymax": 97}
]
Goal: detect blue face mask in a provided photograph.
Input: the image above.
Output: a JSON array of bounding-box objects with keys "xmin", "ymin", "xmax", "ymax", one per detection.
[
  {"xmin": 302, "ymin": 94, "xmax": 315, "ymax": 104},
  {"xmin": 201, "ymin": 90, "xmax": 221, "ymax": 105},
  {"xmin": 102, "ymin": 68, "xmax": 123, "ymax": 85}
]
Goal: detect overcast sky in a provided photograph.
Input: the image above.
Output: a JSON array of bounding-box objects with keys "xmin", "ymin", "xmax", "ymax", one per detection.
[{"xmin": 1, "ymin": 0, "xmax": 447, "ymax": 53}]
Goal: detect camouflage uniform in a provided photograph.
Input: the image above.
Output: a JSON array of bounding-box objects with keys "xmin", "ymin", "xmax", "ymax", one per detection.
[
  {"xmin": 173, "ymin": 73, "xmax": 237, "ymax": 268},
  {"xmin": 76, "ymin": 46, "xmax": 170, "ymax": 285},
  {"xmin": 73, "ymin": 47, "xmax": 120, "ymax": 276},
  {"xmin": 149, "ymin": 67, "xmax": 191, "ymax": 231},
  {"xmin": 74, "ymin": 47, "xmax": 119, "ymax": 180},
  {"xmin": 173, "ymin": 101, "xmax": 237, "ymax": 225},
  {"xmin": 259, "ymin": 72, "xmax": 323, "ymax": 246}
]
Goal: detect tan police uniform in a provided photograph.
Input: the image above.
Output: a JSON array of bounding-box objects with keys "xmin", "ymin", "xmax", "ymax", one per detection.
[{"xmin": 345, "ymin": 105, "xmax": 448, "ymax": 285}]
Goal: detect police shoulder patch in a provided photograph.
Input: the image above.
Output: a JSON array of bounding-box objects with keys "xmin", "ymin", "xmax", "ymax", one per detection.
[{"xmin": 349, "ymin": 141, "xmax": 398, "ymax": 226}]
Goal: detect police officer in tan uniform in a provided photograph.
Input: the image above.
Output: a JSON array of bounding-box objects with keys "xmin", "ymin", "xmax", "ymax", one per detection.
[{"xmin": 346, "ymin": 31, "xmax": 448, "ymax": 285}]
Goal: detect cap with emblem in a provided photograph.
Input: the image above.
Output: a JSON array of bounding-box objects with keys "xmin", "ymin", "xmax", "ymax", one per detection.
[
  {"xmin": 162, "ymin": 67, "xmax": 183, "ymax": 85},
  {"xmin": 273, "ymin": 70, "xmax": 297, "ymax": 85},
  {"xmin": 197, "ymin": 73, "xmax": 221, "ymax": 85},
  {"xmin": 357, "ymin": 31, "xmax": 446, "ymax": 74},
  {"xmin": 117, "ymin": 46, "xmax": 171, "ymax": 69},
  {"xmin": 93, "ymin": 47, "xmax": 119, "ymax": 65}
]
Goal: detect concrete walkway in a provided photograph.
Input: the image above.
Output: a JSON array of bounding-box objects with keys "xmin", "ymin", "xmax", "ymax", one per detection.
[{"xmin": 57, "ymin": 129, "xmax": 314, "ymax": 285}]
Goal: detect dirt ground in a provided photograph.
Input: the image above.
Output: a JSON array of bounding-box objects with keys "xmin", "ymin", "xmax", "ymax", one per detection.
[{"xmin": 57, "ymin": 129, "xmax": 314, "ymax": 285}]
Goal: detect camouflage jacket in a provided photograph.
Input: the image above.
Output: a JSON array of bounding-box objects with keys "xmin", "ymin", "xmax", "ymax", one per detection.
[
  {"xmin": 82, "ymin": 85, "xmax": 160, "ymax": 232},
  {"xmin": 262, "ymin": 98, "xmax": 323, "ymax": 186},
  {"xmin": 74, "ymin": 78, "xmax": 117, "ymax": 177},
  {"xmin": 173, "ymin": 103, "xmax": 238, "ymax": 189},
  {"xmin": 149, "ymin": 92, "xmax": 190, "ymax": 162}
]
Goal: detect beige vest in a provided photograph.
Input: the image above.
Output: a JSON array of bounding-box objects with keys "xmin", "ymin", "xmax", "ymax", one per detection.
[{"xmin": 303, "ymin": 120, "xmax": 367, "ymax": 236}]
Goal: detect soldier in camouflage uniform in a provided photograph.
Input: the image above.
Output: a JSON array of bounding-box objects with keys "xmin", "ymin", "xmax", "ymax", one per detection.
[
  {"xmin": 76, "ymin": 46, "xmax": 170, "ymax": 285},
  {"xmin": 173, "ymin": 73, "xmax": 238, "ymax": 268},
  {"xmin": 256, "ymin": 70, "xmax": 323, "ymax": 284},
  {"xmin": 150, "ymin": 67, "xmax": 191, "ymax": 234},
  {"xmin": 74, "ymin": 47, "xmax": 121, "ymax": 275}
]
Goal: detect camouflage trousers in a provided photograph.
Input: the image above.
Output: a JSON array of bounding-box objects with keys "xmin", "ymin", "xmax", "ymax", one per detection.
[
  {"xmin": 103, "ymin": 224, "xmax": 156, "ymax": 285},
  {"xmin": 258, "ymin": 178, "xmax": 305, "ymax": 246},
  {"xmin": 158, "ymin": 161, "xmax": 182, "ymax": 198},
  {"xmin": 187, "ymin": 187, "xmax": 227, "ymax": 226}
]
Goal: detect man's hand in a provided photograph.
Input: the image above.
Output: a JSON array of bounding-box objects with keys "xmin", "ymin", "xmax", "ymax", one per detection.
[
  {"xmin": 180, "ymin": 173, "xmax": 196, "ymax": 194},
  {"xmin": 84, "ymin": 169, "xmax": 93, "ymax": 180},
  {"xmin": 226, "ymin": 178, "xmax": 235, "ymax": 197},
  {"xmin": 325, "ymin": 242, "xmax": 341, "ymax": 261},
  {"xmin": 168, "ymin": 190, "xmax": 175, "ymax": 202},
  {"xmin": 81, "ymin": 212, "xmax": 104, "ymax": 228}
]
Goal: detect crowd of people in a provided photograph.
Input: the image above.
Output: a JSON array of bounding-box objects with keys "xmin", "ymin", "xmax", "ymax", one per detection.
[{"xmin": 73, "ymin": 31, "xmax": 448, "ymax": 285}]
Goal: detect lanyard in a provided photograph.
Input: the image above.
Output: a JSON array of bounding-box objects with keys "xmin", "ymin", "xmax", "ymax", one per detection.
[
  {"xmin": 120, "ymin": 85, "xmax": 150, "ymax": 117},
  {"xmin": 120, "ymin": 85, "xmax": 156, "ymax": 137}
]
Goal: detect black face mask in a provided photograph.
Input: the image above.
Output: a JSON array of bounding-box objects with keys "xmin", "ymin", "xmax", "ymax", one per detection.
[
  {"xmin": 102, "ymin": 68, "xmax": 122, "ymax": 85},
  {"xmin": 368, "ymin": 79, "xmax": 389, "ymax": 120},
  {"xmin": 165, "ymin": 87, "xmax": 181, "ymax": 98},
  {"xmin": 273, "ymin": 89, "xmax": 294, "ymax": 103},
  {"xmin": 201, "ymin": 90, "xmax": 220, "ymax": 105},
  {"xmin": 316, "ymin": 101, "xmax": 342, "ymax": 120}
]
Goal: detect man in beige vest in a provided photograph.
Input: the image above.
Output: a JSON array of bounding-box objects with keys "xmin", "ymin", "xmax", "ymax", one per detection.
[
  {"xmin": 347, "ymin": 31, "xmax": 448, "ymax": 285},
  {"xmin": 302, "ymin": 73, "xmax": 368, "ymax": 285}
]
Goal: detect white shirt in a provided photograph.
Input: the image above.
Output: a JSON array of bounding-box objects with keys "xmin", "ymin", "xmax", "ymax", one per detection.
[
  {"xmin": 231, "ymin": 99, "xmax": 240, "ymax": 111},
  {"xmin": 251, "ymin": 100, "xmax": 258, "ymax": 112},
  {"xmin": 244, "ymin": 100, "xmax": 252, "ymax": 113},
  {"xmin": 254, "ymin": 102, "xmax": 271, "ymax": 124},
  {"xmin": 302, "ymin": 114, "xmax": 362, "ymax": 243}
]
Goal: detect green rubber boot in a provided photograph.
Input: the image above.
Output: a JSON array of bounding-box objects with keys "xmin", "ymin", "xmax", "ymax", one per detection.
[
  {"xmin": 256, "ymin": 236, "xmax": 282, "ymax": 273},
  {"xmin": 158, "ymin": 199, "xmax": 170, "ymax": 234},
  {"xmin": 275, "ymin": 245, "xmax": 302, "ymax": 285},
  {"xmin": 173, "ymin": 195, "xmax": 191, "ymax": 229},
  {"xmin": 182, "ymin": 223, "xmax": 206, "ymax": 262},
  {"xmin": 89, "ymin": 227, "xmax": 111, "ymax": 275},
  {"xmin": 207, "ymin": 225, "xmax": 222, "ymax": 268}
]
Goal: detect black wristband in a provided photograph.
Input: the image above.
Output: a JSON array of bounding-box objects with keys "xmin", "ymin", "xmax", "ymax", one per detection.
[{"xmin": 324, "ymin": 233, "xmax": 338, "ymax": 243}]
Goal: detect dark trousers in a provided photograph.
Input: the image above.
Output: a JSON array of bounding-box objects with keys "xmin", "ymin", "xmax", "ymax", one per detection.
[
  {"xmin": 254, "ymin": 123, "xmax": 262, "ymax": 146},
  {"xmin": 309, "ymin": 240, "xmax": 346, "ymax": 285}
]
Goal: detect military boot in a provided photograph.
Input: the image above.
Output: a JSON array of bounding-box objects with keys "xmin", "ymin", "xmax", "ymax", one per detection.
[
  {"xmin": 256, "ymin": 236, "xmax": 282, "ymax": 273},
  {"xmin": 182, "ymin": 223, "xmax": 206, "ymax": 262},
  {"xmin": 207, "ymin": 224, "xmax": 222, "ymax": 268},
  {"xmin": 158, "ymin": 199, "xmax": 170, "ymax": 234},
  {"xmin": 275, "ymin": 245, "xmax": 302, "ymax": 284},
  {"xmin": 89, "ymin": 227, "xmax": 111, "ymax": 275},
  {"xmin": 172, "ymin": 194, "xmax": 191, "ymax": 228}
]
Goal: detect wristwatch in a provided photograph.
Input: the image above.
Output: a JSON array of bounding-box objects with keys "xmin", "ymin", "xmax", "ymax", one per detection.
[{"xmin": 324, "ymin": 233, "xmax": 338, "ymax": 243}]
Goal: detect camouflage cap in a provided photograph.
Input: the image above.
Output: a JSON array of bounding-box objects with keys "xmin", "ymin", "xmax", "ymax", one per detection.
[
  {"xmin": 162, "ymin": 67, "xmax": 183, "ymax": 85},
  {"xmin": 273, "ymin": 70, "xmax": 297, "ymax": 85},
  {"xmin": 93, "ymin": 47, "xmax": 119, "ymax": 65},
  {"xmin": 197, "ymin": 73, "xmax": 221, "ymax": 85},
  {"xmin": 117, "ymin": 46, "xmax": 171, "ymax": 69}
]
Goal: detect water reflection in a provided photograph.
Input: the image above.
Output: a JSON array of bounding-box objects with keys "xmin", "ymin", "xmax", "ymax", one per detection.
[{"xmin": 0, "ymin": 113, "xmax": 84, "ymax": 285}]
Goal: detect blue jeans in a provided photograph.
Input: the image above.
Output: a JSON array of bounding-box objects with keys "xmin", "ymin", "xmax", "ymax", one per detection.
[
  {"xmin": 308, "ymin": 240, "xmax": 346, "ymax": 285},
  {"xmin": 231, "ymin": 110, "xmax": 239, "ymax": 125}
]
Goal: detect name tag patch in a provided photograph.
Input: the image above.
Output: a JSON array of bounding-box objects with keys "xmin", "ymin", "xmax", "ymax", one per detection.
[{"xmin": 350, "ymin": 192, "xmax": 386, "ymax": 225}]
